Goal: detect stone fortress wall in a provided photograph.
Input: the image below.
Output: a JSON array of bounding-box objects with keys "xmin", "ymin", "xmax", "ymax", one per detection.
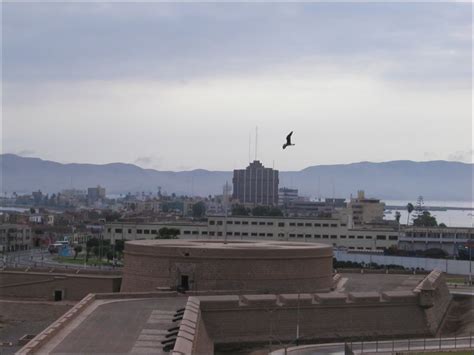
[
  {"xmin": 172, "ymin": 270, "xmax": 452, "ymax": 354},
  {"xmin": 0, "ymin": 268, "xmax": 121, "ymax": 301},
  {"xmin": 121, "ymin": 240, "xmax": 334, "ymax": 294}
]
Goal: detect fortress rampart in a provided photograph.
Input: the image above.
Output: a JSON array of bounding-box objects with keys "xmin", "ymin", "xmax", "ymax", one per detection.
[{"xmin": 172, "ymin": 270, "xmax": 452, "ymax": 354}]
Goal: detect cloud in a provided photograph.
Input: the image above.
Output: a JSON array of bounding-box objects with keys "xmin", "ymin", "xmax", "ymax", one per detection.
[
  {"xmin": 134, "ymin": 156, "xmax": 163, "ymax": 169},
  {"xmin": 447, "ymin": 150, "xmax": 474, "ymax": 163},
  {"xmin": 16, "ymin": 149, "xmax": 36, "ymax": 156},
  {"xmin": 423, "ymin": 152, "xmax": 438, "ymax": 160},
  {"xmin": 2, "ymin": 2, "xmax": 470, "ymax": 88}
]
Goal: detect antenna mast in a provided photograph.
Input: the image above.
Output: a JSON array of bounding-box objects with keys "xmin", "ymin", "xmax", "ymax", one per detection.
[
  {"xmin": 248, "ymin": 132, "xmax": 251, "ymax": 163},
  {"xmin": 254, "ymin": 126, "xmax": 258, "ymax": 161}
]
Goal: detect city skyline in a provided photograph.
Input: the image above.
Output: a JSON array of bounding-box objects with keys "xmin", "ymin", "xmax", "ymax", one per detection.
[{"xmin": 3, "ymin": 2, "xmax": 472, "ymax": 170}]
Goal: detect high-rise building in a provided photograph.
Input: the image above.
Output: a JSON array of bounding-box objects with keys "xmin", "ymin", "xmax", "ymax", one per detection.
[
  {"xmin": 232, "ymin": 160, "xmax": 279, "ymax": 206},
  {"xmin": 87, "ymin": 185, "xmax": 106, "ymax": 204}
]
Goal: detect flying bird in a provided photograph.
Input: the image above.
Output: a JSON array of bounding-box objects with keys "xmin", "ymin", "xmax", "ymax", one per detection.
[{"xmin": 282, "ymin": 131, "xmax": 295, "ymax": 150}]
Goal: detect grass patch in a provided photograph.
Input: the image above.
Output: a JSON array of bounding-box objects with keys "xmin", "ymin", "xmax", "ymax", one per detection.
[
  {"xmin": 446, "ymin": 277, "xmax": 468, "ymax": 284},
  {"xmin": 53, "ymin": 256, "xmax": 112, "ymax": 266}
]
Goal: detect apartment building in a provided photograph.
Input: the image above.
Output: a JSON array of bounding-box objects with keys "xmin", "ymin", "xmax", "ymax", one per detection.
[
  {"xmin": 0, "ymin": 224, "xmax": 33, "ymax": 252},
  {"xmin": 347, "ymin": 190, "xmax": 385, "ymax": 225},
  {"xmin": 105, "ymin": 215, "xmax": 400, "ymax": 251}
]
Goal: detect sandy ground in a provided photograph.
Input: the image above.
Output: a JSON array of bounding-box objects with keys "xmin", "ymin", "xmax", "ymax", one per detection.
[{"xmin": 0, "ymin": 300, "xmax": 73, "ymax": 355}]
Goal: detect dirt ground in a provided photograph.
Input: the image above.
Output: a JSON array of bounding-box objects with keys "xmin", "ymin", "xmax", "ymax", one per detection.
[{"xmin": 0, "ymin": 300, "xmax": 73, "ymax": 355}]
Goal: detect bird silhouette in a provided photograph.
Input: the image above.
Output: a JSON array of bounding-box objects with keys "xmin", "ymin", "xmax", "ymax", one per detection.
[{"xmin": 282, "ymin": 131, "xmax": 295, "ymax": 149}]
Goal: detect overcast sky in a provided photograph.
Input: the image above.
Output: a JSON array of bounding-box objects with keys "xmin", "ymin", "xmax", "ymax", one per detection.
[{"xmin": 2, "ymin": 2, "xmax": 472, "ymax": 171}]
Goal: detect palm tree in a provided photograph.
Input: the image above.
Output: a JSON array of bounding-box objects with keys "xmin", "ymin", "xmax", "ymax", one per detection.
[{"xmin": 406, "ymin": 203, "xmax": 414, "ymax": 225}]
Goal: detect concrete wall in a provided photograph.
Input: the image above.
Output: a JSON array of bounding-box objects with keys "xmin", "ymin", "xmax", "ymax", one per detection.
[
  {"xmin": 0, "ymin": 269, "xmax": 121, "ymax": 300},
  {"xmin": 334, "ymin": 250, "xmax": 473, "ymax": 275},
  {"xmin": 176, "ymin": 270, "xmax": 451, "ymax": 353}
]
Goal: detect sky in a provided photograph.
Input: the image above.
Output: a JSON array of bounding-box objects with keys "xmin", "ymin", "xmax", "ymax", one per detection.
[{"xmin": 2, "ymin": 2, "xmax": 472, "ymax": 171}]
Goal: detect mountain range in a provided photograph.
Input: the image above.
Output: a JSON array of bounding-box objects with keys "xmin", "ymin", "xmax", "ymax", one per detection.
[{"xmin": 1, "ymin": 154, "xmax": 472, "ymax": 201}]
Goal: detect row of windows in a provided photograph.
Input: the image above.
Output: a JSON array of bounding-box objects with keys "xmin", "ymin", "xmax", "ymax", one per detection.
[
  {"xmin": 111, "ymin": 227, "xmax": 397, "ymax": 241},
  {"xmin": 406, "ymin": 232, "xmax": 474, "ymax": 239},
  {"xmin": 209, "ymin": 220, "xmax": 341, "ymax": 228}
]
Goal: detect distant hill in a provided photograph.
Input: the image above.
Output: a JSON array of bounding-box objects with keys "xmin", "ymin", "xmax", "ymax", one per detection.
[{"xmin": 1, "ymin": 154, "xmax": 472, "ymax": 201}]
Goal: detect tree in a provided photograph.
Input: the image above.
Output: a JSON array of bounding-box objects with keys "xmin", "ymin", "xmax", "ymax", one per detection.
[
  {"xmin": 412, "ymin": 196, "xmax": 425, "ymax": 221},
  {"xmin": 439, "ymin": 223, "xmax": 447, "ymax": 228},
  {"xmin": 192, "ymin": 202, "xmax": 206, "ymax": 218},
  {"xmin": 251, "ymin": 206, "xmax": 284, "ymax": 217},
  {"xmin": 73, "ymin": 245, "xmax": 83, "ymax": 260},
  {"xmin": 156, "ymin": 227, "xmax": 180, "ymax": 239},
  {"xmin": 86, "ymin": 237, "xmax": 100, "ymax": 261},
  {"xmin": 30, "ymin": 207, "xmax": 36, "ymax": 214},
  {"xmin": 115, "ymin": 239, "xmax": 125, "ymax": 259},
  {"xmin": 232, "ymin": 205, "xmax": 250, "ymax": 216},
  {"xmin": 413, "ymin": 210, "xmax": 438, "ymax": 227},
  {"xmin": 406, "ymin": 203, "xmax": 414, "ymax": 225},
  {"xmin": 395, "ymin": 211, "xmax": 401, "ymax": 224}
]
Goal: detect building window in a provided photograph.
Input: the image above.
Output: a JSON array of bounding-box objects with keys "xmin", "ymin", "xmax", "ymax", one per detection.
[
  {"xmin": 128, "ymin": 229, "xmax": 132, "ymax": 234},
  {"xmin": 251, "ymin": 232, "xmax": 257, "ymax": 236},
  {"xmin": 235, "ymin": 221, "xmax": 241, "ymax": 225},
  {"xmin": 259, "ymin": 222, "xmax": 266, "ymax": 225},
  {"xmin": 322, "ymin": 224, "xmax": 329, "ymax": 227},
  {"xmin": 252, "ymin": 222, "xmax": 258, "ymax": 225},
  {"xmin": 217, "ymin": 221, "xmax": 223, "ymax": 225},
  {"xmin": 151, "ymin": 230, "xmax": 157, "ymax": 234},
  {"xmin": 305, "ymin": 223, "xmax": 312, "ymax": 227},
  {"xmin": 323, "ymin": 235, "xmax": 329, "ymax": 239},
  {"xmin": 202, "ymin": 231, "xmax": 208, "ymax": 235},
  {"xmin": 267, "ymin": 222, "xmax": 274, "ymax": 226},
  {"xmin": 137, "ymin": 229, "xmax": 143, "ymax": 234},
  {"xmin": 192, "ymin": 231, "xmax": 198, "ymax": 235},
  {"xmin": 227, "ymin": 221, "xmax": 233, "ymax": 224},
  {"xmin": 144, "ymin": 230, "xmax": 150, "ymax": 234},
  {"xmin": 289, "ymin": 234, "xmax": 296, "ymax": 238},
  {"xmin": 331, "ymin": 224, "xmax": 337, "ymax": 227},
  {"xmin": 278, "ymin": 222, "xmax": 285, "ymax": 227},
  {"xmin": 259, "ymin": 233, "xmax": 265, "ymax": 237},
  {"xmin": 340, "ymin": 235, "xmax": 346, "ymax": 239},
  {"xmin": 357, "ymin": 235, "xmax": 363, "ymax": 239},
  {"xmin": 183, "ymin": 231, "xmax": 191, "ymax": 235},
  {"xmin": 365, "ymin": 236, "xmax": 372, "ymax": 239},
  {"xmin": 242, "ymin": 221, "xmax": 249, "ymax": 225},
  {"xmin": 267, "ymin": 233, "xmax": 273, "ymax": 237},
  {"xmin": 217, "ymin": 232, "xmax": 222, "ymax": 236},
  {"xmin": 115, "ymin": 228, "xmax": 122, "ymax": 233},
  {"xmin": 297, "ymin": 223, "xmax": 303, "ymax": 227},
  {"xmin": 314, "ymin": 223, "xmax": 321, "ymax": 227},
  {"xmin": 376, "ymin": 235, "xmax": 387, "ymax": 240},
  {"xmin": 242, "ymin": 232, "xmax": 248, "ymax": 236},
  {"xmin": 305, "ymin": 234, "xmax": 311, "ymax": 238},
  {"xmin": 235, "ymin": 232, "xmax": 241, "ymax": 236},
  {"xmin": 314, "ymin": 235, "xmax": 321, "ymax": 238},
  {"xmin": 289, "ymin": 223, "xmax": 296, "ymax": 226},
  {"xmin": 209, "ymin": 220, "xmax": 215, "ymax": 225},
  {"xmin": 341, "ymin": 223, "xmax": 347, "ymax": 227},
  {"xmin": 209, "ymin": 231, "xmax": 215, "ymax": 236},
  {"xmin": 331, "ymin": 235, "xmax": 337, "ymax": 239},
  {"xmin": 349, "ymin": 235, "xmax": 355, "ymax": 239},
  {"xmin": 389, "ymin": 235, "xmax": 398, "ymax": 241},
  {"xmin": 227, "ymin": 232, "xmax": 232, "ymax": 236}
]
